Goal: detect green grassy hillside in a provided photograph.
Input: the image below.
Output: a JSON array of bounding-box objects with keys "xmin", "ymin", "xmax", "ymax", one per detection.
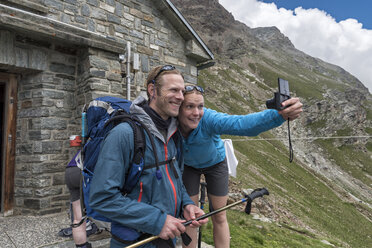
[{"xmin": 197, "ymin": 63, "xmax": 372, "ymax": 248}]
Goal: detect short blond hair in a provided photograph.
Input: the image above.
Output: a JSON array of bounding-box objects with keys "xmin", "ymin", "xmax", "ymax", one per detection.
[{"xmin": 146, "ymin": 65, "xmax": 183, "ymax": 99}]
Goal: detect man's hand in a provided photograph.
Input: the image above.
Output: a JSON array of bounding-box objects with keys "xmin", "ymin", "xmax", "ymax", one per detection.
[
  {"xmin": 158, "ymin": 205, "xmax": 208, "ymax": 240},
  {"xmin": 279, "ymin": 97, "xmax": 303, "ymax": 121},
  {"xmin": 158, "ymin": 215, "xmax": 186, "ymax": 240},
  {"xmin": 183, "ymin": 204, "xmax": 208, "ymax": 228}
]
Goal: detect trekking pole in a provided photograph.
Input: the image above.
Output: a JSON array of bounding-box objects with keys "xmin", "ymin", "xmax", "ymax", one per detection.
[
  {"xmin": 126, "ymin": 188, "xmax": 269, "ymax": 248},
  {"xmin": 198, "ymin": 182, "xmax": 207, "ymax": 248}
]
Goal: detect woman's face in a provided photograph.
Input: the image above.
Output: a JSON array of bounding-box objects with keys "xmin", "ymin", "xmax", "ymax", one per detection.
[{"xmin": 179, "ymin": 92, "xmax": 204, "ymax": 134}]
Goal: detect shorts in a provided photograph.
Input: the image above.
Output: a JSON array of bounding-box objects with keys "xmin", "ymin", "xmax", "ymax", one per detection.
[
  {"xmin": 65, "ymin": 166, "xmax": 82, "ymax": 202},
  {"xmin": 182, "ymin": 158, "xmax": 229, "ymax": 197}
]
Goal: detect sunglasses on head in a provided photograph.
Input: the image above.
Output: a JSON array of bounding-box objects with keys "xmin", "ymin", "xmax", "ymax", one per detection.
[
  {"xmin": 185, "ymin": 85, "xmax": 204, "ymax": 94},
  {"xmin": 152, "ymin": 65, "xmax": 176, "ymax": 84}
]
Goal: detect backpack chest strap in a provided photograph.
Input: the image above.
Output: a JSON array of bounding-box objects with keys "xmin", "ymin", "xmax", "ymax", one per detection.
[{"xmin": 144, "ymin": 157, "xmax": 179, "ymax": 179}]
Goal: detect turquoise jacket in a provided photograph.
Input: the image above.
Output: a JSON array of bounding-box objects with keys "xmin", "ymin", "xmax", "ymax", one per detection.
[
  {"xmin": 182, "ymin": 108, "xmax": 285, "ymax": 168},
  {"xmin": 89, "ymin": 97, "xmax": 194, "ymax": 247}
]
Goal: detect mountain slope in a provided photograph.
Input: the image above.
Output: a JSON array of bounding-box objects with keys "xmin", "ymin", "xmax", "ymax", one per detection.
[{"xmin": 173, "ymin": 0, "xmax": 372, "ymax": 247}]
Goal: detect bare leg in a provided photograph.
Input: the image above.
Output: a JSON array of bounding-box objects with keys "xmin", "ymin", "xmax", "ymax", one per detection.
[
  {"xmin": 208, "ymin": 194, "xmax": 229, "ymax": 248},
  {"xmin": 183, "ymin": 194, "xmax": 199, "ymax": 248},
  {"xmin": 71, "ymin": 199, "xmax": 87, "ymax": 245}
]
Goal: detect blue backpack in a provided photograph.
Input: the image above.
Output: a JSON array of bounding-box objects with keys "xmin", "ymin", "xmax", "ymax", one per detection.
[{"xmin": 81, "ymin": 96, "xmax": 160, "ymax": 222}]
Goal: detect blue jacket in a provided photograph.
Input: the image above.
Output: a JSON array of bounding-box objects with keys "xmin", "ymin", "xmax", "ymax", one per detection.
[
  {"xmin": 182, "ymin": 108, "xmax": 285, "ymax": 168},
  {"xmin": 89, "ymin": 96, "xmax": 194, "ymax": 247}
]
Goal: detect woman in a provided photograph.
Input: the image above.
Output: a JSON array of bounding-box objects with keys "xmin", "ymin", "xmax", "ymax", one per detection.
[{"xmin": 178, "ymin": 85, "xmax": 303, "ymax": 248}]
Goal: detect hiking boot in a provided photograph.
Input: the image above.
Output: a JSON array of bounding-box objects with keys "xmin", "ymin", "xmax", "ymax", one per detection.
[
  {"xmin": 58, "ymin": 220, "xmax": 98, "ymax": 238},
  {"xmin": 58, "ymin": 227, "xmax": 72, "ymax": 237},
  {"xmin": 86, "ymin": 222, "xmax": 99, "ymax": 236}
]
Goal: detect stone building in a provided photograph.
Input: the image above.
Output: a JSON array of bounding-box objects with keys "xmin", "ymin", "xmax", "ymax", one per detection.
[{"xmin": 0, "ymin": 0, "xmax": 213, "ymax": 216}]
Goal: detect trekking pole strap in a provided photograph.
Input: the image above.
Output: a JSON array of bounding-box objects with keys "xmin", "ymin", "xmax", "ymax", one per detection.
[
  {"xmin": 71, "ymin": 215, "xmax": 87, "ymax": 228},
  {"xmin": 288, "ymin": 120, "xmax": 294, "ymax": 163}
]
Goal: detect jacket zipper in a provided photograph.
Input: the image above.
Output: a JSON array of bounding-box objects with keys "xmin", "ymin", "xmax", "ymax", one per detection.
[
  {"xmin": 137, "ymin": 181, "xmax": 143, "ymax": 202},
  {"xmin": 164, "ymin": 142, "xmax": 177, "ymax": 216}
]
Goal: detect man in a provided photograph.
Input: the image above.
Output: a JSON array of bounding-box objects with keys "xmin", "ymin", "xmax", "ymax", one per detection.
[{"xmin": 89, "ymin": 65, "xmax": 207, "ymax": 248}]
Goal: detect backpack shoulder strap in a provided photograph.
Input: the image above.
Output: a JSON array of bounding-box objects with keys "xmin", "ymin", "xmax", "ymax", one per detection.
[
  {"xmin": 108, "ymin": 112, "xmax": 159, "ymax": 194},
  {"xmin": 104, "ymin": 111, "xmax": 149, "ymax": 164},
  {"xmin": 143, "ymin": 130, "xmax": 183, "ymax": 179},
  {"xmin": 131, "ymin": 121, "xmax": 146, "ymax": 165}
]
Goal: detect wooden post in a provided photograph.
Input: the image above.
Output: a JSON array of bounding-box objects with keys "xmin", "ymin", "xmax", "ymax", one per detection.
[{"xmin": 0, "ymin": 73, "xmax": 17, "ymax": 216}]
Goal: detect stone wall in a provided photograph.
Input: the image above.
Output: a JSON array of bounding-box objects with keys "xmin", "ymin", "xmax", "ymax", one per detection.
[
  {"xmin": 40, "ymin": 0, "xmax": 199, "ymax": 83},
  {"xmin": 10, "ymin": 33, "xmax": 81, "ymax": 215},
  {"xmin": 0, "ymin": 0, "xmax": 211, "ymax": 215}
]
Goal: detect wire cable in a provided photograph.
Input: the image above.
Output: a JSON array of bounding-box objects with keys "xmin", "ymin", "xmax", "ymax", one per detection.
[{"xmin": 230, "ymin": 135, "xmax": 372, "ymax": 142}]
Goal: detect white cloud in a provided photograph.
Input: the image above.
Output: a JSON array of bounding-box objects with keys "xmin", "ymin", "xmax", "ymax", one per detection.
[{"xmin": 219, "ymin": 0, "xmax": 372, "ymax": 93}]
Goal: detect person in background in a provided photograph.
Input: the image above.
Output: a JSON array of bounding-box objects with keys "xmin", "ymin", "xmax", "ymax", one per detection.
[
  {"xmin": 89, "ymin": 65, "xmax": 208, "ymax": 248},
  {"xmin": 179, "ymin": 85, "xmax": 303, "ymax": 248},
  {"xmin": 65, "ymin": 151, "xmax": 95, "ymax": 248}
]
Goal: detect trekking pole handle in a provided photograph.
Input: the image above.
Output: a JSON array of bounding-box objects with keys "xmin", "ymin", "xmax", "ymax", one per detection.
[
  {"xmin": 247, "ymin": 188, "xmax": 269, "ymax": 202},
  {"xmin": 245, "ymin": 188, "xmax": 269, "ymax": 214}
]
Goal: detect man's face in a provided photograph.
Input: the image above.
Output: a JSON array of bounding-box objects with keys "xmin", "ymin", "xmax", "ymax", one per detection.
[
  {"xmin": 178, "ymin": 92, "xmax": 204, "ymax": 134},
  {"xmin": 149, "ymin": 73, "xmax": 185, "ymax": 120}
]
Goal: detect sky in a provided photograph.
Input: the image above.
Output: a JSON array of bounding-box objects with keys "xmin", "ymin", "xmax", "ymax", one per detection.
[{"xmin": 219, "ymin": 0, "xmax": 372, "ymax": 93}]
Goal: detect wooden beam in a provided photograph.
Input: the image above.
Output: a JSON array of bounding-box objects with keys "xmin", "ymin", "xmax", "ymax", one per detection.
[{"xmin": 1, "ymin": 73, "xmax": 17, "ymax": 216}]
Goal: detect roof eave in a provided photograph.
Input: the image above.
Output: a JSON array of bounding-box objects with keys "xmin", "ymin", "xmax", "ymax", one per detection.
[{"xmin": 155, "ymin": 0, "xmax": 214, "ymax": 63}]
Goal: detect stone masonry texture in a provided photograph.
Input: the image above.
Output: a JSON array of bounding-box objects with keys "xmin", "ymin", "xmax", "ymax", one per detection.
[{"xmin": 0, "ymin": 0, "xmax": 210, "ymax": 215}]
